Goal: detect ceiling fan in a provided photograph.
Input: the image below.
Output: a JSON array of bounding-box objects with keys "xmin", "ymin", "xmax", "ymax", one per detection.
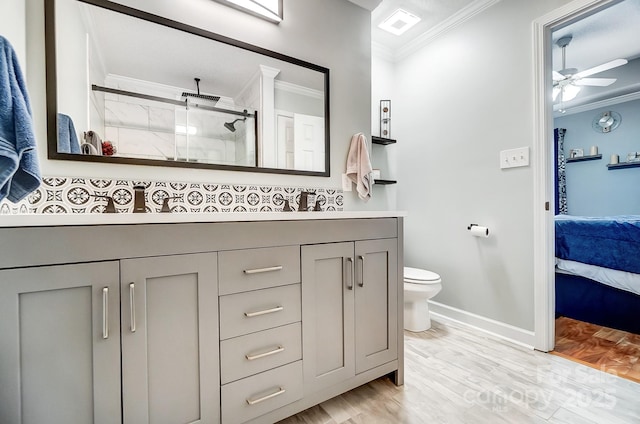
[{"xmin": 552, "ymin": 35, "xmax": 628, "ymax": 102}]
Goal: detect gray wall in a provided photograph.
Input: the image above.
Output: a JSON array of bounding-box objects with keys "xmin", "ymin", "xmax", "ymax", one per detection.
[
  {"xmin": 16, "ymin": 0, "xmax": 390, "ymax": 210},
  {"xmin": 384, "ymin": 0, "xmax": 573, "ymax": 331},
  {"xmin": 555, "ymin": 98, "xmax": 640, "ymax": 216},
  {"xmin": 0, "ymin": 1, "xmax": 26, "ymax": 66}
]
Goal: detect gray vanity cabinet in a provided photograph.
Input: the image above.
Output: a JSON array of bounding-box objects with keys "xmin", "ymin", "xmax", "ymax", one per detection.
[
  {"xmin": 120, "ymin": 253, "xmax": 220, "ymax": 424},
  {"xmin": 301, "ymin": 238, "xmax": 398, "ymax": 394},
  {"xmin": 0, "ymin": 261, "xmax": 122, "ymax": 424}
]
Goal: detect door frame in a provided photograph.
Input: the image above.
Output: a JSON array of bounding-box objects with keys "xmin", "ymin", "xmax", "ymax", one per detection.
[{"xmin": 532, "ymin": 0, "xmax": 620, "ymax": 351}]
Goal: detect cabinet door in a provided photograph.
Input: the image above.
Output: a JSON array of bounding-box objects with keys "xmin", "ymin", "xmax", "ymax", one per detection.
[
  {"xmin": 120, "ymin": 253, "xmax": 219, "ymax": 424},
  {"xmin": 302, "ymin": 242, "xmax": 355, "ymax": 393},
  {"xmin": 355, "ymin": 239, "xmax": 398, "ymax": 374},
  {"xmin": 0, "ymin": 262, "xmax": 121, "ymax": 424}
]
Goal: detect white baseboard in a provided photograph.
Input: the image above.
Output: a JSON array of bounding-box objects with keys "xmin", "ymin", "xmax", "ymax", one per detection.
[{"xmin": 428, "ymin": 301, "xmax": 536, "ymax": 349}]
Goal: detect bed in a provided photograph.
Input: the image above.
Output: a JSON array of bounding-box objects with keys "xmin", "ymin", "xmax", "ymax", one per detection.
[{"xmin": 555, "ymin": 215, "xmax": 640, "ymax": 334}]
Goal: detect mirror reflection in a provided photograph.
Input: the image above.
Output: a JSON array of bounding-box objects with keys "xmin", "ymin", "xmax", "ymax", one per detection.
[{"xmin": 47, "ymin": 0, "xmax": 330, "ymax": 175}]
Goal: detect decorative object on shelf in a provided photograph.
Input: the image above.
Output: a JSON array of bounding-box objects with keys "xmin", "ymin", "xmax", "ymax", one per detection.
[
  {"xmin": 610, "ymin": 154, "xmax": 619, "ymax": 165},
  {"xmin": 372, "ymin": 169, "xmax": 381, "ymax": 180},
  {"xmin": 627, "ymin": 152, "xmax": 640, "ymax": 163},
  {"xmin": 590, "ymin": 145, "xmax": 598, "ymax": 155},
  {"xmin": 569, "ymin": 148, "xmax": 583, "ymax": 158},
  {"xmin": 592, "ymin": 111, "xmax": 621, "ymax": 133},
  {"xmin": 380, "ymin": 100, "xmax": 391, "ymax": 138}
]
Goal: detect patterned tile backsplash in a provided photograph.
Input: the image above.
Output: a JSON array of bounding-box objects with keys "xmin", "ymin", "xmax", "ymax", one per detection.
[{"xmin": 0, "ymin": 177, "xmax": 344, "ymax": 214}]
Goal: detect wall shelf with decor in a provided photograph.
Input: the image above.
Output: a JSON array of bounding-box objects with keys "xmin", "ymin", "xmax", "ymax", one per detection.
[
  {"xmin": 566, "ymin": 154, "xmax": 602, "ymax": 163},
  {"xmin": 372, "ymin": 136, "xmax": 397, "ymax": 145},
  {"xmin": 374, "ymin": 179, "xmax": 397, "ymax": 185},
  {"xmin": 607, "ymin": 161, "xmax": 640, "ymax": 170}
]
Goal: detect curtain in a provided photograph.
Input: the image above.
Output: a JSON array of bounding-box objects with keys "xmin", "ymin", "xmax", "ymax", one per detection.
[{"xmin": 554, "ymin": 128, "xmax": 567, "ymax": 215}]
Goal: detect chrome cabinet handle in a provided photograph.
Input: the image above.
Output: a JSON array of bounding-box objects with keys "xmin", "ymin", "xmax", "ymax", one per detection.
[
  {"xmin": 246, "ymin": 345, "xmax": 285, "ymax": 361},
  {"xmin": 346, "ymin": 257, "xmax": 354, "ymax": 290},
  {"xmin": 246, "ymin": 387, "xmax": 286, "ymax": 405},
  {"xmin": 129, "ymin": 283, "xmax": 136, "ymax": 333},
  {"xmin": 358, "ymin": 255, "xmax": 365, "ymax": 287},
  {"xmin": 244, "ymin": 265, "xmax": 283, "ymax": 275},
  {"xmin": 102, "ymin": 287, "xmax": 109, "ymax": 339},
  {"xmin": 244, "ymin": 306, "xmax": 284, "ymax": 318}
]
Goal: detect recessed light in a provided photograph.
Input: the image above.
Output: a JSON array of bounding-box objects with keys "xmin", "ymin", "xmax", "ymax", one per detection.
[
  {"xmin": 378, "ymin": 9, "xmax": 421, "ymax": 36},
  {"xmin": 214, "ymin": 0, "xmax": 283, "ymax": 23}
]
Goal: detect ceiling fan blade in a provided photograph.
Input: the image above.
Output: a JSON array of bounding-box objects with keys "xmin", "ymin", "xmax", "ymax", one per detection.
[
  {"xmin": 552, "ymin": 70, "xmax": 565, "ymax": 81},
  {"xmin": 574, "ymin": 77, "xmax": 616, "ymax": 87},
  {"xmin": 574, "ymin": 59, "xmax": 628, "ymax": 79}
]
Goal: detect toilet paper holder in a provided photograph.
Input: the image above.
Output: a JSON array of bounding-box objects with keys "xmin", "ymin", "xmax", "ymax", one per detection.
[{"xmin": 467, "ymin": 224, "xmax": 490, "ymax": 237}]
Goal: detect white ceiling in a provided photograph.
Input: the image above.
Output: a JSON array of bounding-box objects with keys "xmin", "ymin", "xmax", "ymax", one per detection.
[{"xmin": 363, "ymin": 0, "xmax": 640, "ymax": 110}]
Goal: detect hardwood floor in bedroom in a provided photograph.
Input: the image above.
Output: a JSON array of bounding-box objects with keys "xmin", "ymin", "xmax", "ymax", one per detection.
[
  {"xmin": 552, "ymin": 316, "xmax": 640, "ymax": 383},
  {"xmin": 279, "ymin": 319, "xmax": 640, "ymax": 424}
]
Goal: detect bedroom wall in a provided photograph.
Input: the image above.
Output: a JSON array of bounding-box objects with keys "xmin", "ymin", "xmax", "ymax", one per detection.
[
  {"xmin": 14, "ymin": 0, "xmax": 390, "ymax": 211},
  {"xmin": 555, "ymin": 98, "xmax": 640, "ymax": 216},
  {"xmin": 389, "ymin": 0, "xmax": 573, "ymax": 332}
]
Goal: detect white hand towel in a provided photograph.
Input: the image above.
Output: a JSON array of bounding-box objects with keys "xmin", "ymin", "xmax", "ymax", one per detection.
[{"xmin": 345, "ymin": 132, "xmax": 373, "ymax": 201}]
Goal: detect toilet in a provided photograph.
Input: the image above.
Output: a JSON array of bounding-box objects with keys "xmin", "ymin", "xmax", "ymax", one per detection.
[{"xmin": 404, "ymin": 266, "xmax": 442, "ymax": 332}]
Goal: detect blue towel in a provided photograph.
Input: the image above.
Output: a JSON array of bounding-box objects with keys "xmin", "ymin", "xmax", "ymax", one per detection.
[
  {"xmin": 57, "ymin": 113, "xmax": 81, "ymax": 154},
  {"xmin": 0, "ymin": 35, "xmax": 41, "ymax": 202}
]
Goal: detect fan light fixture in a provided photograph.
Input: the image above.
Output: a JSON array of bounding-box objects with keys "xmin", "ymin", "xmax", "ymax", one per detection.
[
  {"xmin": 213, "ymin": 0, "xmax": 282, "ymax": 24},
  {"xmin": 552, "ymin": 35, "xmax": 627, "ymax": 104},
  {"xmin": 378, "ymin": 9, "xmax": 421, "ymax": 36}
]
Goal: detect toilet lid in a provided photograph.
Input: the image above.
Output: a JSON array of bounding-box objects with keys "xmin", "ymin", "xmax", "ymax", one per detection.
[{"xmin": 404, "ymin": 266, "xmax": 441, "ymax": 283}]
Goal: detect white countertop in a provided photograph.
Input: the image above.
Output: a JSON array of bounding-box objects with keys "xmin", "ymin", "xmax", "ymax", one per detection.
[{"xmin": 0, "ymin": 211, "xmax": 407, "ymax": 228}]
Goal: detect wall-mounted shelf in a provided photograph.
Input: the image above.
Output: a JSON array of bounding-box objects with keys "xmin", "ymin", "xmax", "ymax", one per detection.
[
  {"xmin": 566, "ymin": 154, "xmax": 602, "ymax": 163},
  {"xmin": 606, "ymin": 161, "xmax": 640, "ymax": 170},
  {"xmin": 372, "ymin": 136, "xmax": 397, "ymax": 145},
  {"xmin": 374, "ymin": 179, "xmax": 397, "ymax": 185}
]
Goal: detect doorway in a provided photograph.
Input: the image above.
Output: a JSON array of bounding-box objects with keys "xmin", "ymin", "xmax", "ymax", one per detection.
[{"xmin": 533, "ymin": 0, "xmax": 623, "ymax": 352}]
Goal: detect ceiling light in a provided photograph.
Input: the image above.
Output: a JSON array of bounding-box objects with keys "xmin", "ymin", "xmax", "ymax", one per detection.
[
  {"xmin": 213, "ymin": 0, "xmax": 282, "ymax": 24},
  {"xmin": 378, "ymin": 9, "xmax": 421, "ymax": 36},
  {"xmin": 555, "ymin": 84, "xmax": 581, "ymax": 102}
]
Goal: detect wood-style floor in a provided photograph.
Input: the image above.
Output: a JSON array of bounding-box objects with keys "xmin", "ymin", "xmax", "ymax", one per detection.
[
  {"xmin": 280, "ymin": 319, "xmax": 640, "ymax": 424},
  {"xmin": 552, "ymin": 316, "xmax": 640, "ymax": 384}
]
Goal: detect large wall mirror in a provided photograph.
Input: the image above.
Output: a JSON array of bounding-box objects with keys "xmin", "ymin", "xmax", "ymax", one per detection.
[{"xmin": 45, "ymin": 0, "xmax": 330, "ymax": 176}]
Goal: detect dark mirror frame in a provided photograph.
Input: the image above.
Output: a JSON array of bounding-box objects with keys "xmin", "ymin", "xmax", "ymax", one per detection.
[{"xmin": 45, "ymin": 0, "xmax": 330, "ymax": 176}]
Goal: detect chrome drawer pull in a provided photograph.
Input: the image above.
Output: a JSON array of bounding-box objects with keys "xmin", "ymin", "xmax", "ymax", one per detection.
[
  {"xmin": 244, "ymin": 265, "xmax": 284, "ymax": 275},
  {"xmin": 246, "ymin": 345, "xmax": 285, "ymax": 361},
  {"xmin": 102, "ymin": 287, "xmax": 109, "ymax": 339},
  {"xmin": 244, "ymin": 306, "xmax": 284, "ymax": 318},
  {"xmin": 129, "ymin": 283, "xmax": 136, "ymax": 333},
  {"xmin": 346, "ymin": 257, "xmax": 354, "ymax": 290},
  {"xmin": 246, "ymin": 387, "xmax": 286, "ymax": 405},
  {"xmin": 358, "ymin": 255, "xmax": 365, "ymax": 287}
]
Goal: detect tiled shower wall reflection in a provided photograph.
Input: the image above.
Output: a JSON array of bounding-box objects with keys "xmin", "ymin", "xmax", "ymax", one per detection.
[{"xmin": 0, "ymin": 177, "xmax": 343, "ymax": 214}]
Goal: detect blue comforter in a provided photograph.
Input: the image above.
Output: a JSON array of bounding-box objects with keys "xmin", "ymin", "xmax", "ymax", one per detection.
[{"xmin": 555, "ymin": 215, "xmax": 640, "ymax": 274}]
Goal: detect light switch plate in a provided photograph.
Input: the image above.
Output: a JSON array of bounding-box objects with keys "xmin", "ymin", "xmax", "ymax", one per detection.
[{"xmin": 500, "ymin": 147, "xmax": 530, "ymax": 169}]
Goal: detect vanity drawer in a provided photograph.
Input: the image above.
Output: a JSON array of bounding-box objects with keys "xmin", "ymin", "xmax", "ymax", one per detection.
[
  {"xmin": 220, "ymin": 322, "xmax": 302, "ymax": 384},
  {"xmin": 218, "ymin": 245, "xmax": 300, "ymax": 295},
  {"xmin": 219, "ymin": 284, "xmax": 301, "ymax": 340},
  {"xmin": 221, "ymin": 360, "xmax": 303, "ymax": 424}
]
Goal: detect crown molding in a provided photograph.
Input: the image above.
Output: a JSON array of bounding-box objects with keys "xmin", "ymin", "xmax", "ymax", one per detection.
[
  {"xmin": 394, "ymin": 0, "xmax": 501, "ymax": 62},
  {"xmin": 553, "ymin": 88, "xmax": 640, "ymax": 117},
  {"xmin": 372, "ymin": 41, "xmax": 395, "ymax": 62},
  {"xmin": 274, "ymin": 80, "xmax": 323, "ymax": 99}
]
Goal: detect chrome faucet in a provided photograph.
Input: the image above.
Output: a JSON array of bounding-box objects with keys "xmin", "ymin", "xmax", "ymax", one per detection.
[
  {"xmin": 91, "ymin": 194, "xmax": 116, "ymax": 213},
  {"xmin": 133, "ymin": 185, "xmax": 146, "ymax": 213},
  {"xmin": 298, "ymin": 191, "xmax": 315, "ymax": 211}
]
